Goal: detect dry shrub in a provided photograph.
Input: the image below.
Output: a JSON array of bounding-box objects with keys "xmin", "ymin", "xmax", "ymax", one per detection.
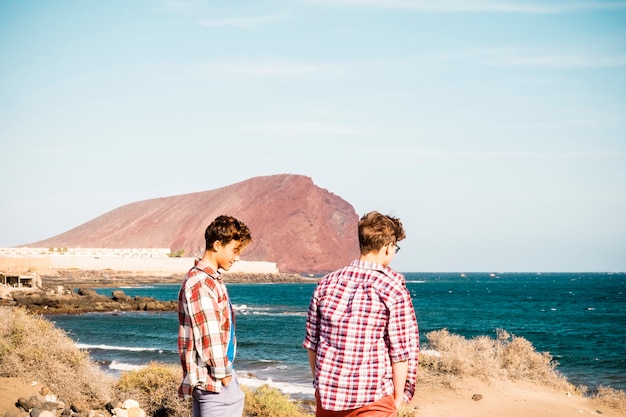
[
  {"xmin": 116, "ymin": 362, "xmax": 190, "ymax": 417},
  {"xmin": 0, "ymin": 306, "xmax": 114, "ymax": 408},
  {"xmin": 592, "ymin": 386, "xmax": 626, "ymax": 412},
  {"xmin": 116, "ymin": 366, "xmax": 313, "ymax": 417},
  {"xmin": 397, "ymin": 406, "xmax": 419, "ymax": 417},
  {"xmin": 418, "ymin": 328, "xmax": 574, "ymax": 392},
  {"xmin": 420, "ymin": 329, "xmax": 501, "ymax": 380},
  {"xmin": 242, "ymin": 384, "xmax": 311, "ymax": 417},
  {"xmin": 495, "ymin": 329, "xmax": 562, "ymax": 385}
]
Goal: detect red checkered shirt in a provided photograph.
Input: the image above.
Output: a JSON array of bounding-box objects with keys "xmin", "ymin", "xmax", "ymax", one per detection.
[
  {"xmin": 303, "ymin": 260, "xmax": 419, "ymax": 411},
  {"xmin": 178, "ymin": 261, "xmax": 234, "ymax": 399}
]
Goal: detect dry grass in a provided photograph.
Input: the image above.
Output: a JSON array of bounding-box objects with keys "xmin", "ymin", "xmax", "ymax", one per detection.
[
  {"xmin": 592, "ymin": 386, "xmax": 626, "ymax": 412},
  {"xmin": 418, "ymin": 328, "xmax": 574, "ymax": 392},
  {"xmin": 115, "ymin": 364, "xmax": 313, "ymax": 417},
  {"xmin": 0, "ymin": 306, "xmax": 114, "ymax": 409},
  {"xmin": 242, "ymin": 384, "xmax": 311, "ymax": 417},
  {"xmin": 115, "ymin": 362, "xmax": 190, "ymax": 417}
]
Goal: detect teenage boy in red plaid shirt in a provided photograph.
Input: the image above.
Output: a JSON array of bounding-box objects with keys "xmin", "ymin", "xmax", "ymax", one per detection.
[
  {"xmin": 178, "ymin": 215, "xmax": 252, "ymax": 417},
  {"xmin": 303, "ymin": 211, "xmax": 419, "ymax": 417}
]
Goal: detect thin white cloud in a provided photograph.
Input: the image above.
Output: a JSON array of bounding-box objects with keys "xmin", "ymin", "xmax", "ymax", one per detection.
[
  {"xmin": 159, "ymin": 59, "xmax": 352, "ymax": 81},
  {"xmin": 224, "ymin": 61, "xmax": 345, "ymax": 76},
  {"xmin": 199, "ymin": 11, "xmax": 290, "ymax": 29},
  {"xmin": 404, "ymin": 48, "xmax": 626, "ymax": 69},
  {"xmin": 308, "ymin": 0, "xmax": 626, "ymax": 13},
  {"xmin": 232, "ymin": 121, "xmax": 372, "ymax": 136},
  {"xmin": 492, "ymin": 54, "xmax": 626, "ymax": 68},
  {"xmin": 154, "ymin": 0, "xmax": 199, "ymax": 14},
  {"xmin": 378, "ymin": 147, "xmax": 626, "ymax": 159}
]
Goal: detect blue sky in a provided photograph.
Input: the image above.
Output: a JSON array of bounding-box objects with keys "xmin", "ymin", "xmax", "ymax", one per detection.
[{"xmin": 1, "ymin": 0, "xmax": 625, "ymax": 272}]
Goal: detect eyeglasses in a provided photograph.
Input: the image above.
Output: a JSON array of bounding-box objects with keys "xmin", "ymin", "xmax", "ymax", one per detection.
[{"xmin": 390, "ymin": 242, "xmax": 400, "ymax": 253}]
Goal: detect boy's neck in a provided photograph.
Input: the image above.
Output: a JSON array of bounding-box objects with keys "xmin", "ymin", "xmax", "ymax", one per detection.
[
  {"xmin": 199, "ymin": 251, "xmax": 219, "ymax": 272},
  {"xmin": 360, "ymin": 247, "xmax": 392, "ymax": 267}
]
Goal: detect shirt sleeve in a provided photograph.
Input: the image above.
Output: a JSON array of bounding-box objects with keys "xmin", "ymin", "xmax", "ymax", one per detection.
[
  {"xmin": 186, "ymin": 282, "xmax": 231, "ymax": 379},
  {"xmin": 302, "ymin": 286, "xmax": 321, "ymax": 351},
  {"xmin": 387, "ymin": 287, "xmax": 419, "ymax": 402}
]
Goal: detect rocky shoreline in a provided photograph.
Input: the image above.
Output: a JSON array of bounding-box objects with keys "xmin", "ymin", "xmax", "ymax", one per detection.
[
  {"xmin": 1, "ymin": 270, "xmax": 318, "ymax": 314},
  {"xmin": 40, "ymin": 268, "xmax": 317, "ymax": 286},
  {"xmin": 4, "ymin": 381, "xmax": 148, "ymax": 417},
  {"xmin": 6, "ymin": 287, "xmax": 177, "ymax": 315}
]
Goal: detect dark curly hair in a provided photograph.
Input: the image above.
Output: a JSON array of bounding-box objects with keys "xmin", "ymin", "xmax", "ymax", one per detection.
[
  {"xmin": 358, "ymin": 211, "xmax": 405, "ymax": 255},
  {"xmin": 204, "ymin": 215, "xmax": 252, "ymax": 252}
]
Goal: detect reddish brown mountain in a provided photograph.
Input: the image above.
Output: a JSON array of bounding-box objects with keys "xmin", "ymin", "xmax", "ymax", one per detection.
[{"xmin": 28, "ymin": 174, "xmax": 360, "ymax": 274}]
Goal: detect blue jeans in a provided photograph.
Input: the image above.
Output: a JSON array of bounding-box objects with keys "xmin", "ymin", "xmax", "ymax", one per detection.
[{"xmin": 192, "ymin": 372, "xmax": 245, "ymax": 417}]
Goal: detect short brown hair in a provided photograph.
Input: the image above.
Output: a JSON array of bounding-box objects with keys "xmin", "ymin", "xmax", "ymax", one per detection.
[
  {"xmin": 358, "ymin": 211, "xmax": 405, "ymax": 255},
  {"xmin": 204, "ymin": 215, "xmax": 252, "ymax": 251}
]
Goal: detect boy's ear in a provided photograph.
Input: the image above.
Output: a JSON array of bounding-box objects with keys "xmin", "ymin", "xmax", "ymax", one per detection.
[{"xmin": 211, "ymin": 240, "xmax": 222, "ymax": 252}]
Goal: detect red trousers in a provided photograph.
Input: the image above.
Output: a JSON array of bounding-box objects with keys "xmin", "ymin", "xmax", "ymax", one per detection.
[{"xmin": 315, "ymin": 391, "xmax": 397, "ymax": 417}]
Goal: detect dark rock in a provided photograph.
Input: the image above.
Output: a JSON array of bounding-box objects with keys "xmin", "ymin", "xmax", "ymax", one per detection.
[
  {"xmin": 10, "ymin": 289, "xmax": 177, "ymax": 314},
  {"xmin": 41, "ymin": 402, "xmax": 57, "ymax": 411},
  {"xmin": 111, "ymin": 291, "xmax": 130, "ymax": 301},
  {"xmin": 104, "ymin": 402, "xmax": 116, "ymax": 412},
  {"xmin": 76, "ymin": 288, "xmax": 98, "ymax": 298},
  {"xmin": 16, "ymin": 397, "xmax": 31, "ymax": 411}
]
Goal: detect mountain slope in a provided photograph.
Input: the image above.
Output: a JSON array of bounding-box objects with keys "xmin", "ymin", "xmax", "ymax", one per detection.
[{"xmin": 28, "ymin": 174, "xmax": 360, "ymax": 274}]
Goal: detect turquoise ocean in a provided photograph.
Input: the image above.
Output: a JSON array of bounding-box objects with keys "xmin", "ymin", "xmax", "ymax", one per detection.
[{"xmin": 47, "ymin": 272, "xmax": 625, "ymax": 399}]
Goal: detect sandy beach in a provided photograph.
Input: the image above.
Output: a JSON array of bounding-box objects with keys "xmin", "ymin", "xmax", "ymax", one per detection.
[
  {"xmin": 2, "ymin": 376, "xmax": 624, "ymax": 417},
  {"xmin": 410, "ymin": 377, "xmax": 625, "ymax": 417}
]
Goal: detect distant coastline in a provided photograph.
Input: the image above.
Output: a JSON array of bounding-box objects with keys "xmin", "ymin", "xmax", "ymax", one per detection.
[
  {"xmin": 1, "ymin": 249, "xmax": 317, "ymax": 314},
  {"xmin": 1, "ymin": 270, "xmax": 317, "ymax": 315},
  {"xmin": 0, "ymin": 247, "xmax": 282, "ymax": 278},
  {"xmin": 40, "ymin": 269, "xmax": 317, "ymax": 287}
]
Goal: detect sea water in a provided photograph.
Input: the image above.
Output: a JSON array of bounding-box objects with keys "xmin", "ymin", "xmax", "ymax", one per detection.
[{"xmin": 47, "ymin": 272, "xmax": 625, "ymax": 399}]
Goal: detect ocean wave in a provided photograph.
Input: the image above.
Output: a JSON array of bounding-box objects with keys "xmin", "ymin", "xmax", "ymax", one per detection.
[
  {"xmin": 108, "ymin": 360, "xmax": 146, "ymax": 372},
  {"xmin": 250, "ymin": 311, "xmax": 307, "ymax": 317},
  {"xmin": 238, "ymin": 375, "xmax": 315, "ymax": 398},
  {"xmin": 233, "ymin": 304, "xmax": 306, "ymax": 316},
  {"xmin": 75, "ymin": 343, "xmax": 163, "ymax": 352}
]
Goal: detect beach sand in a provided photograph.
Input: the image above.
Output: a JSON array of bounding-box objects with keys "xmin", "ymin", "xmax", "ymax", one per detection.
[
  {"xmin": 409, "ymin": 377, "xmax": 625, "ymax": 417},
  {"xmin": 2, "ymin": 376, "xmax": 624, "ymax": 417},
  {"xmin": 0, "ymin": 378, "xmax": 42, "ymax": 415}
]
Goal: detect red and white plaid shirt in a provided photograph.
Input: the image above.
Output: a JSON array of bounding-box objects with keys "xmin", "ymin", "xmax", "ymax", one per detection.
[
  {"xmin": 303, "ymin": 259, "xmax": 419, "ymax": 411},
  {"xmin": 178, "ymin": 261, "xmax": 234, "ymax": 399}
]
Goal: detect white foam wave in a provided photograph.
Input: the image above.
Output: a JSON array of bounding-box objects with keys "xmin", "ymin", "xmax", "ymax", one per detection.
[
  {"xmin": 238, "ymin": 376, "xmax": 315, "ymax": 397},
  {"xmin": 76, "ymin": 343, "xmax": 162, "ymax": 352},
  {"xmin": 251, "ymin": 311, "xmax": 306, "ymax": 317},
  {"xmin": 117, "ymin": 285, "xmax": 156, "ymax": 289},
  {"xmin": 108, "ymin": 361, "xmax": 146, "ymax": 372},
  {"xmin": 233, "ymin": 304, "xmax": 305, "ymax": 316}
]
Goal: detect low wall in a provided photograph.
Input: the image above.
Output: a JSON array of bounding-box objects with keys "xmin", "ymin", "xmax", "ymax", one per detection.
[{"xmin": 0, "ymin": 254, "xmax": 278, "ymax": 276}]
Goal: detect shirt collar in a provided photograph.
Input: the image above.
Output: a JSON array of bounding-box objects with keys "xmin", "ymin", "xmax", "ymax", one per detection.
[
  {"xmin": 349, "ymin": 259, "xmax": 405, "ymax": 283},
  {"xmin": 194, "ymin": 259, "xmax": 222, "ymax": 282},
  {"xmin": 350, "ymin": 259, "xmax": 385, "ymax": 271}
]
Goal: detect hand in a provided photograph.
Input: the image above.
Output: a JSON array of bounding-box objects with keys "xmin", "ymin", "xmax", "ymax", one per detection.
[
  {"xmin": 221, "ymin": 375, "xmax": 232, "ymax": 387},
  {"xmin": 394, "ymin": 395, "xmax": 404, "ymax": 410}
]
